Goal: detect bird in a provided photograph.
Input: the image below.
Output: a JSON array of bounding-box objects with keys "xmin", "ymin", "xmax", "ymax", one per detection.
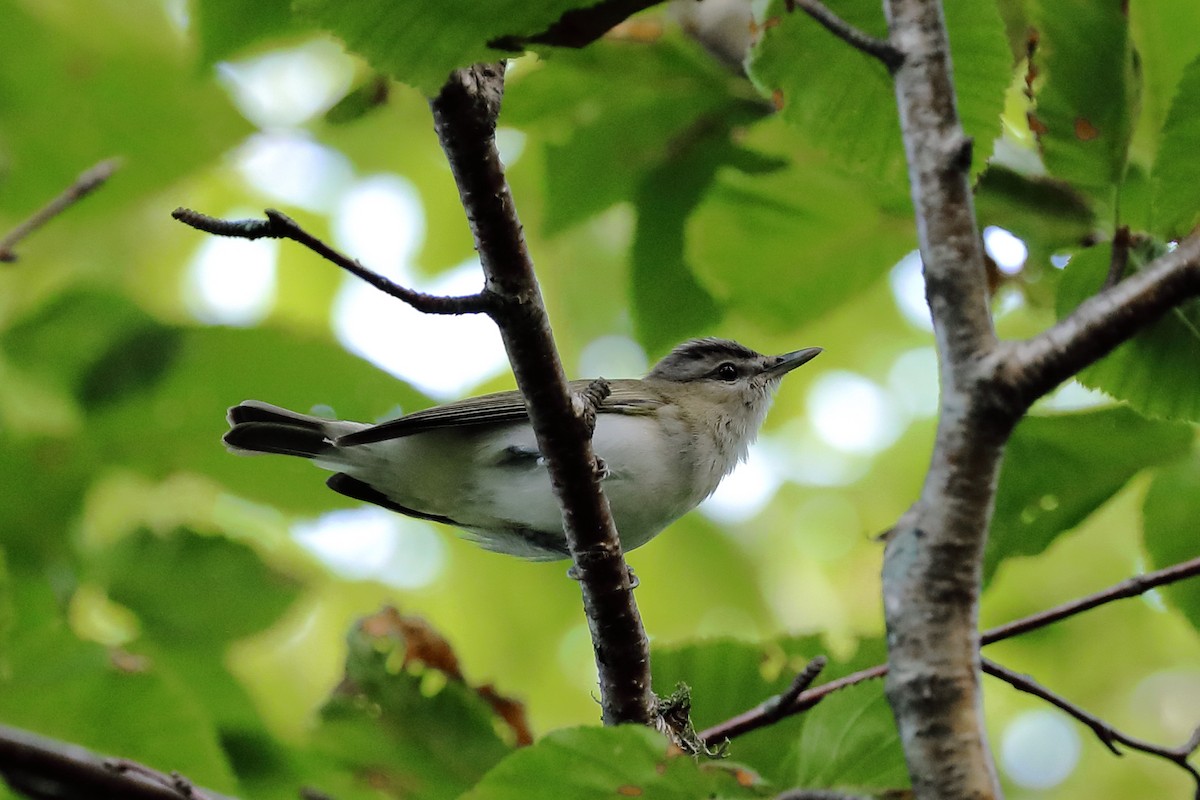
[{"xmin": 223, "ymin": 337, "xmax": 821, "ymax": 561}]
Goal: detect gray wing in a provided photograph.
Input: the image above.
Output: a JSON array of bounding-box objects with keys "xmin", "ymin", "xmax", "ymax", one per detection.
[{"xmin": 337, "ymin": 379, "xmax": 663, "ymax": 446}]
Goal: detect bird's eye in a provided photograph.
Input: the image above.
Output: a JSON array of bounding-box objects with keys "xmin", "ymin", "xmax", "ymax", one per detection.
[{"xmin": 715, "ymin": 362, "xmax": 738, "ymax": 381}]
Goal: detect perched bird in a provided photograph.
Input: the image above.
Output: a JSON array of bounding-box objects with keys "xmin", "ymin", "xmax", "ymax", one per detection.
[{"xmin": 224, "ymin": 338, "xmax": 820, "ymax": 560}]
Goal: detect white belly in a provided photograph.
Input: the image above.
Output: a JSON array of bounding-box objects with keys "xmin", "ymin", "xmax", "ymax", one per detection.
[{"xmin": 327, "ymin": 413, "xmax": 701, "ymax": 556}]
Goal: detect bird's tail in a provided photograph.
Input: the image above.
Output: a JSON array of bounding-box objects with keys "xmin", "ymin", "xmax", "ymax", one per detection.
[{"xmin": 224, "ymin": 400, "xmax": 363, "ymax": 459}]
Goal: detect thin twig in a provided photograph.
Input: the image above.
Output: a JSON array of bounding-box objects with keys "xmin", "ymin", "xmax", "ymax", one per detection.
[
  {"xmin": 981, "ymin": 555, "xmax": 1200, "ymax": 645},
  {"xmin": 0, "ymin": 723, "xmax": 237, "ymax": 800},
  {"xmin": 700, "ymin": 556, "xmax": 1200, "ymax": 745},
  {"xmin": 982, "ymin": 659, "xmax": 1200, "ymax": 796},
  {"xmin": 0, "ymin": 158, "xmax": 121, "ymax": 262},
  {"xmin": 762, "ymin": 656, "xmax": 829, "ymax": 719},
  {"xmin": 428, "ymin": 63, "xmax": 653, "ymax": 726},
  {"xmin": 171, "ymin": 207, "xmax": 492, "ymax": 315},
  {"xmin": 774, "ymin": 790, "xmax": 876, "ymax": 800},
  {"xmin": 700, "ymin": 663, "xmax": 885, "ymax": 744},
  {"xmin": 787, "ymin": 0, "xmax": 904, "ymax": 72}
]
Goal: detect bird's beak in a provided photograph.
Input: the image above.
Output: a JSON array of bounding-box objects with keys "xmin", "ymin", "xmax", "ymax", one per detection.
[{"xmin": 765, "ymin": 346, "xmax": 823, "ymax": 377}]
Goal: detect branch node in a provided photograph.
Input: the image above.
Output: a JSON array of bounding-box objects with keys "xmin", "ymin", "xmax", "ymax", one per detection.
[
  {"xmin": 764, "ymin": 656, "xmax": 828, "ymax": 719},
  {"xmin": 787, "ymin": 0, "xmax": 904, "ymax": 72},
  {"xmin": 173, "ymin": 207, "xmax": 492, "ymax": 316},
  {"xmin": 573, "ymin": 377, "xmax": 612, "ymax": 434}
]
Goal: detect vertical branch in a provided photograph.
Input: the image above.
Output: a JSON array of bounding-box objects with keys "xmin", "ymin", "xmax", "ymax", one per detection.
[
  {"xmin": 879, "ymin": 1, "xmax": 1005, "ymax": 797},
  {"xmin": 427, "ymin": 64, "xmax": 654, "ymax": 725}
]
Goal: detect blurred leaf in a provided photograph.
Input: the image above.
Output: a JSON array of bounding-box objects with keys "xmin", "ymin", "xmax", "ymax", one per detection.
[
  {"xmin": 294, "ymin": 0, "xmax": 628, "ymax": 95},
  {"xmin": 749, "ymin": 0, "xmax": 1010, "ymax": 191},
  {"xmin": 987, "ymin": 407, "xmax": 1193, "ymax": 582},
  {"xmin": 1128, "ymin": 0, "xmax": 1200, "ymax": 167},
  {"xmin": 0, "ymin": 437, "xmax": 92, "ymax": 565},
  {"xmin": 505, "ymin": 37, "xmax": 740, "ymax": 235},
  {"xmin": 0, "ymin": 624, "xmax": 236, "ymax": 791},
  {"xmin": 88, "ymin": 324, "xmax": 429, "ymax": 515},
  {"xmin": 1150, "ymin": 52, "xmax": 1200, "ymax": 237},
  {"xmin": 1056, "ymin": 244, "xmax": 1200, "ymax": 421},
  {"xmin": 192, "ymin": 0, "xmax": 308, "ymax": 65},
  {"xmin": 652, "ymin": 637, "xmax": 820, "ymax": 785},
  {"xmin": 324, "ymin": 74, "xmax": 392, "ymax": 125},
  {"xmin": 974, "ymin": 166, "xmax": 1094, "ymax": 276},
  {"xmin": 1030, "ymin": 0, "xmax": 1137, "ymax": 209},
  {"xmin": 462, "ymin": 725, "xmax": 768, "ymax": 800},
  {"xmin": 1142, "ymin": 454, "xmax": 1200, "ymax": 631},
  {"xmin": 0, "ymin": 0, "xmax": 249, "ymax": 214},
  {"xmin": 309, "ymin": 609, "xmax": 516, "ymax": 800},
  {"xmin": 2, "ymin": 291, "xmax": 178, "ymax": 408},
  {"xmin": 686, "ymin": 160, "xmax": 913, "ymax": 330},
  {"xmin": 630, "ymin": 130, "xmax": 745, "ymax": 352},
  {"xmin": 103, "ymin": 530, "xmax": 300, "ymax": 645}
]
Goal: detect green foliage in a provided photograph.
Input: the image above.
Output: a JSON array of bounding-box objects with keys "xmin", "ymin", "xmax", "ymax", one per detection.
[
  {"xmin": 294, "ymin": 0, "xmax": 610, "ymax": 95},
  {"xmin": 1150, "ymin": 53, "xmax": 1200, "ymax": 236},
  {"xmin": 1142, "ymin": 455, "xmax": 1200, "ymax": 631},
  {"xmin": 1030, "ymin": 0, "xmax": 1136, "ymax": 209},
  {"xmin": 309, "ymin": 610, "xmax": 515, "ymax": 799},
  {"xmin": 462, "ymin": 726, "xmax": 767, "ymax": 800},
  {"xmin": 987, "ymin": 407, "xmax": 1194, "ymax": 582},
  {"xmin": 1057, "ymin": 244, "xmax": 1200, "ymax": 421},
  {"xmin": 1, "ymin": 2, "xmax": 1199, "ymax": 800},
  {"xmin": 750, "ymin": 0, "xmax": 1011, "ymax": 188}
]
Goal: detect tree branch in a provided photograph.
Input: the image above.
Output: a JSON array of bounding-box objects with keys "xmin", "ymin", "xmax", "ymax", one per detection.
[
  {"xmin": 981, "ymin": 659, "xmax": 1200, "ymax": 795},
  {"xmin": 700, "ymin": 556, "xmax": 1200, "ymax": 745},
  {"xmin": 786, "ymin": 0, "xmax": 904, "ymax": 71},
  {"xmin": 875, "ymin": 0, "xmax": 1003, "ymax": 795},
  {"xmin": 0, "ymin": 723, "xmax": 237, "ymax": 800},
  {"xmin": 427, "ymin": 63, "xmax": 654, "ymax": 726},
  {"xmin": 171, "ymin": 207, "xmax": 492, "ymax": 315},
  {"xmin": 0, "ymin": 158, "xmax": 121, "ymax": 262},
  {"xmin": 1000, "ymin": 233, "xmax": 1200, "ymax": 407},
  {"xmin": 981, "ymin": 555, "xmax": 1200, "ymax": 645}
]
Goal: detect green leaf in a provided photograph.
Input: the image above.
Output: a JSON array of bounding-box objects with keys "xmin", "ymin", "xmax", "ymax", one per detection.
[
  {"xmin": 652, "ymin": 637, "xmax": 820, "ymax": 784},
  {"xmin": 973, "ymin": 166, "xmax": 1095, "ymax": 277},
  {"xmin": 686, "ymin": 158, "xmax": 914, "ymax": 330},
  {"xmin": 630, "ymin": 132, "xmax": 744, "ymax": 353},
  {"xmin": 1150, "ymin": 52, "xmax": 1200, "ymax": 237},
  {"xmin": 1128, "ymin": 0, "xmax": 1200, "ymax": 167},
  {"xmin": 103, "ymin": 530, "xmax": 300, "ymax": 645},
  {"xmin": 504, "ymin": 37, "xmax": 739, "ymax": 235},
  {"xmin": 0, "ymin": 625, "xmax": 237, "ymax": 791},
  {"xmin": 0, "ymin": 0, "xmax": 249, "ymax": 214},
  {"xmin": 1056, "ymin": 244, "xmax": 1200, "ymax": 421},
  {"xmin": 749, "ymin": 0, "xmax": 1010, "ymax": 190},
  {"xmin": 308, "ymin": 611, "xmax": 515, "ymax": 800},
  {"xmin": 192, "ymin": 0, "xmax": 308, "ymax": 65},
  {"xmin": 2, "ymin": 290, "xmax": 180, "ymax": 408},
  {"xmin": 295, "ymin": 0, "xmax": 630, "ymax": 95},
  {"xmin": 463, "ymin": 726, "xmax": 767, "ymax": 800},
  {"xmin": 1142, "ymin": 454, "xmax": 1200, "ymax": 631},
  {"xmin": 987, "ymin": 407, "xmax": 1193, "ymax": 582},
  {"xmin": 1030, "ymin": 0, "xmax": 1137, "ymax": 208},
  {"xmin": 788, "ymin": 685, "xmax": 907, "ymax": 791}
]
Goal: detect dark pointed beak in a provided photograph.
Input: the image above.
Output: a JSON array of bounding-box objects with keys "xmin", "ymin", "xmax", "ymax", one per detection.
[{"xmin": 765, "ymin": 346, "xmax": 823, "ymax": 377}]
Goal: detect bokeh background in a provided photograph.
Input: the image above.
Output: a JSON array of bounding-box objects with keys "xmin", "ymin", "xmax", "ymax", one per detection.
[{"xmin": 1, "ymin": 1, "xmax": 1198, "ymax": 798}]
